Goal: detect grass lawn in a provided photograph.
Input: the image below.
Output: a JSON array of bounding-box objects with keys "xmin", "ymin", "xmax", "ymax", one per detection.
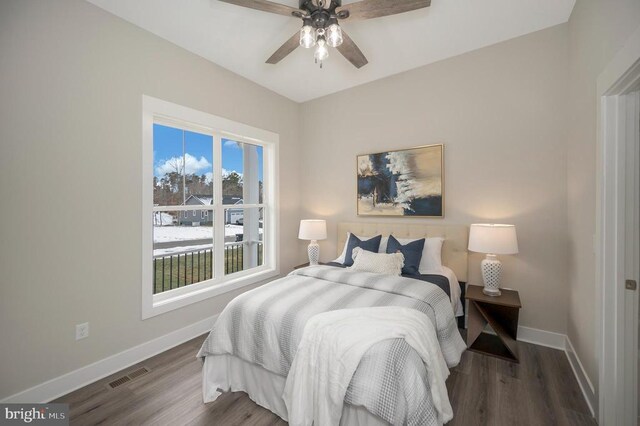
[{"xmin": 153, "ymin": 245, "xmax": 263, "ymax": 294}]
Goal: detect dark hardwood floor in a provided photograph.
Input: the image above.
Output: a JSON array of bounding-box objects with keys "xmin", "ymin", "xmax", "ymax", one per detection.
[{"xmin": 55, "ymin": 334, "xmax": 596, "ymax": 426}]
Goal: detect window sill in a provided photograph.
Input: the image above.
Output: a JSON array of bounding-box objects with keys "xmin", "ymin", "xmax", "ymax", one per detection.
[{"xmin": 141, "ymin": 267, "xmax": 279, "ymax": 319}]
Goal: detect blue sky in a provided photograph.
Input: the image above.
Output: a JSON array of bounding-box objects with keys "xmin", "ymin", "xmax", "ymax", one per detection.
[{"xmin": 153, "ymin": 123, "xmax": 263, "ymax": 181}]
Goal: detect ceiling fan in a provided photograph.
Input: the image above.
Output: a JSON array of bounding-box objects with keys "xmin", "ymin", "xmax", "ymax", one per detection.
[{"xmin": 219, "ymin": 0, "xmax": 431, "ymax": 68}]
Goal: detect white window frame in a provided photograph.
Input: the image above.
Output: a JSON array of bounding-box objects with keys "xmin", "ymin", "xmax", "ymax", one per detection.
[{"xmin": 142, "ymin": 95, "xmax": 279, "ymax": 319}]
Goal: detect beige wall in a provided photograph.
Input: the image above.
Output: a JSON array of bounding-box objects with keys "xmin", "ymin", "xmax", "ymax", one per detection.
[
  {"xmin": 300, "ymin": 26, "xmax": 570, "ymax": 335},
  {"xmin": 3, "ymin": 0, "xmax": 640, "ymax": 404},
  {"xmin": 566, "ymin": 0, "xmax": 640, "ymax": 390},
  {"xmin": 0, "ymin": 0, "xmax": 300, "ymax": 399}
]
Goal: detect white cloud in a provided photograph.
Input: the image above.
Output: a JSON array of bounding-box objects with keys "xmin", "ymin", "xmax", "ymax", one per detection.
[
  {"xmin": 224, "ymin": 140, "xmax": 241, "ymax": 149},
  {"xmin": 155, "ymin": 156, "xmax": 242, "ymax": 183},
  {"xmin": 155, "ymin": 153, "xmax": 211, "ymax": 176}
]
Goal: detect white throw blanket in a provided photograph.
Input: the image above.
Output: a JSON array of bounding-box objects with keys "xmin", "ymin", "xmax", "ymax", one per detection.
[{"xmin": 282, "ymin": 306, "xmax": 453, "ymax": 426}]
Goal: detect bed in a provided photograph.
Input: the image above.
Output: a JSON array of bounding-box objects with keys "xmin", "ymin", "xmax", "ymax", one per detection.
[{"xmin": 198, "ymin": 223, "xmax": 469, "ymax": 426}]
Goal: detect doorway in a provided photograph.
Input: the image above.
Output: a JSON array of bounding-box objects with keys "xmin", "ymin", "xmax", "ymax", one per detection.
[
  {"xmin": 622, "ymin": 90, "xmax": 639, "ymax": 426},
  {"xmin": 598, "ymin": 44, "xmax": 640, "ymax": 425}
]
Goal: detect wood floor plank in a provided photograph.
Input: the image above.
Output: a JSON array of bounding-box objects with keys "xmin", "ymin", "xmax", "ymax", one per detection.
[
  {"xmin": 521, "ymin": 342, "xmax": 571, "ymax": 426},
  {"xmin": 55, "ymin": 332, "xmax": 596, "ymax": 426},
  {"xmin": 447, "ymin": 351, "xmax": 498, "ymax": 426},
  {"xmin": 495, "ymin": 373, "xmax": 526, "ymax": 426}
]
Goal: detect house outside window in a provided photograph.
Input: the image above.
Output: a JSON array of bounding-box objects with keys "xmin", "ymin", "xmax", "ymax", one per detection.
[{"xmin": 142, "ymin": 96, "xmax": 278, "ymax": 319}]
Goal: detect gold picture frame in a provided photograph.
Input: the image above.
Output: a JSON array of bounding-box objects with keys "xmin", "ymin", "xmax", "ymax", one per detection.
[{"xmin": 356, "ymin": 144, "xmax": 444, "ymax": 218}]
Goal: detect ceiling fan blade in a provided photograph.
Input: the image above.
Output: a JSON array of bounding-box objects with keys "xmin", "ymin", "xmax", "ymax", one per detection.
[
  {"xmin": 337, "ymin": 0, "xmax": 430, "ymax": 21},
  {"xmin": 219, "ymin": 0, "xmax": 305, "ymax": 18},
  {"xmin": 336, "ymin": 30, "xmax": 368, "ymax": 69},
  {"xmin": 266, "ymin": 32, "xmax": 300, "ymax": 64}
]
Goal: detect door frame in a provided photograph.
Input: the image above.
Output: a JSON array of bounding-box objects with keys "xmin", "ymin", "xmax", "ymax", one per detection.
[{"xmin": 597, "ymin": 26, "xmax": 640, "ymax": 426}]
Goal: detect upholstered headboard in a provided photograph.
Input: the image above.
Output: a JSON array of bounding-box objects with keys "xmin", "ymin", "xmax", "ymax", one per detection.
[{"xmin": 336, "ymin": 222, "xmax": 469, "ymax": 282}]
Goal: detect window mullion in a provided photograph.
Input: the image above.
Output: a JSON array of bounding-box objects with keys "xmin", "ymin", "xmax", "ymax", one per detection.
[
  {"xmin": 262, "ymin": 143, "xmax": 272, "ymax": 270},
  {"xmin": 182, "ymin": 129, "xmax": 186, "ymax": 204},
  {"xmin": 213, "ymin": 133, "xmax": 225, "ymax": 279}
]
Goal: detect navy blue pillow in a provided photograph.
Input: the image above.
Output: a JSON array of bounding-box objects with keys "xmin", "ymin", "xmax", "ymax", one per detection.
[
  {"xmin": 386, "ymin": 235, "xmax": 425, "ymax": 275},
  {"xmin": 344, "ymin": 234, "xmax": 382, "ymax": 266}
]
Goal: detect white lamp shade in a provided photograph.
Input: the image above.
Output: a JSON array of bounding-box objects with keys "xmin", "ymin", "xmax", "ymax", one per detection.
[
  {"xmin": 468, "ymin": 224, "xmax": 519, "ymax": 255},
  {"xmin": 298, "ymin": 220, "xmax": 327, "ymax": 241}
]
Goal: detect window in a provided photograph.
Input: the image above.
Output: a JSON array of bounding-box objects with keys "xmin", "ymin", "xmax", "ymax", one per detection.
[{"xmin": 142, "ymin": 96, "xmax": 278, "ymax": 319}]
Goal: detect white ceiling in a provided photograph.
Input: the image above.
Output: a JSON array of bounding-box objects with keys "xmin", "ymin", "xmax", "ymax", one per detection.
[{"xmin": 86, "ymin": 0, "xmax": 575, "ymax": 103}]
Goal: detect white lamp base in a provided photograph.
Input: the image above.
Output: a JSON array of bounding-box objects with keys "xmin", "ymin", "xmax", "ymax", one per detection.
[
  {"xmin": 481, "ymin": 254, "xmax": 503, "ymax": 296},
  {"xmin": 307, "ymin": 240, "xmax": 320, "ymax": 266}
]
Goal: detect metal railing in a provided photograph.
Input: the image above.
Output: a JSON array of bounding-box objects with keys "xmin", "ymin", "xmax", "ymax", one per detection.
[{"xmin": 153, "ymin": 242, "xmax": 263, "ymax": 294}]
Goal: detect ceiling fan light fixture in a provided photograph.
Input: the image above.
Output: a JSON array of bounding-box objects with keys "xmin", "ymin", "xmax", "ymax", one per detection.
[
  {"xmin": 314, "ymin": 36, "xmax": 329, "ymax": 62},
  {"xmin": 299, "ymin": 25, "xmax": 316, "ymax": 49},
  {"xmin": 326, "ymin": 23, "xmax": 343, "ymax": 48},
  {"xmin": 225, "ymin": 0, "xmax": 432, "ymax": 69}
]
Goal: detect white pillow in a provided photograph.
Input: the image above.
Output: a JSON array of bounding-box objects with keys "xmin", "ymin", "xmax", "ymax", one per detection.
[
  {"xmin": 419, "ymin": 237, "xmax": 444, "ymax": 273},
  {"xmin": 348, "ymin": 247, "xmax": 404, "ymax": 276}
]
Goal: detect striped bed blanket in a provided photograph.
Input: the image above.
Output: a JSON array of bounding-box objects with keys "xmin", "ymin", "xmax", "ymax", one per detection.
[{"xmin": 198, "ymin": 265, "xmax": 466, "ymax": 426}]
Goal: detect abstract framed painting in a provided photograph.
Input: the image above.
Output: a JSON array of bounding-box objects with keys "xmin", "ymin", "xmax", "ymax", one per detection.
[{"xmin": 357, "ymin": 144, "xmax": 444, "ymax": 217}]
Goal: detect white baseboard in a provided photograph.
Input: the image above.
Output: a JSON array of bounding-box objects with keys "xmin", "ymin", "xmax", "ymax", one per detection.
[
  {"xmin": 517, "ymin": 326, "xmax": 566, "ymax": 350},
  {"xmin": 565, "ymin": 336, "xmax": 597, "ymax": 417},
  {"xmin": 1, "ymin": 315, "xmax": 218, "ymax": 404}
]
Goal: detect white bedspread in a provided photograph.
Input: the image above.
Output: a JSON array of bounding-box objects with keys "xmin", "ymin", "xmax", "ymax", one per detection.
[{"xmin": 283, "ymin": 306, "xmax": 452, "ymax": 426}]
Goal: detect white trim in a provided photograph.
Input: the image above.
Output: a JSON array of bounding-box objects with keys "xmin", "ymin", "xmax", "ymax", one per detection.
[
  {"xmin": 516, "ymin": 326, "xmax": 566, "ymax": 350},
  {"xmin": 1, "ymin": 315, "xmax": 218, "ymax": 404},
  {"xmin": 142, "ymin": 95, "xmax": 280, "ymax": 319},
  {"xmin": 596, "ymin": 25, "xmax": 640, "ymax": 426},
  {"xmin": 150, "ymin": 267, "xmax": 277, "ymax": 307},
  {"xmin": 566, "ymin": 336, "xmax": 597, "ymax": 417}
]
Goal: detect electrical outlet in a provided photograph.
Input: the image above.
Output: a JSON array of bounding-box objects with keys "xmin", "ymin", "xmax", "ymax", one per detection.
[{"xmin": 76, "ymin": 323, "xmax": 89, "ymax": 341}]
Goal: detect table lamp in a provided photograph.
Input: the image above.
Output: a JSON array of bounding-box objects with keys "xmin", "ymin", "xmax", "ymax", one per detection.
[
  {"xmin": 468, "ymin": 224, "xmax": 519, "ymax": 296},
  {"xmin": 298, "ymin": 220, "xmax": 327, "ymax": 266}
]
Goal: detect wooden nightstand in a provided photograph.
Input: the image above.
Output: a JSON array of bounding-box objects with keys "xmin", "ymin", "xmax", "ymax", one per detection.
[
  {"xmin": 465, "ymin": 284, "xmax": 522, "ymax": 363},
  {"xmin": 293, "ymin": 262, "xmax": 326, "ymax": 270}
]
